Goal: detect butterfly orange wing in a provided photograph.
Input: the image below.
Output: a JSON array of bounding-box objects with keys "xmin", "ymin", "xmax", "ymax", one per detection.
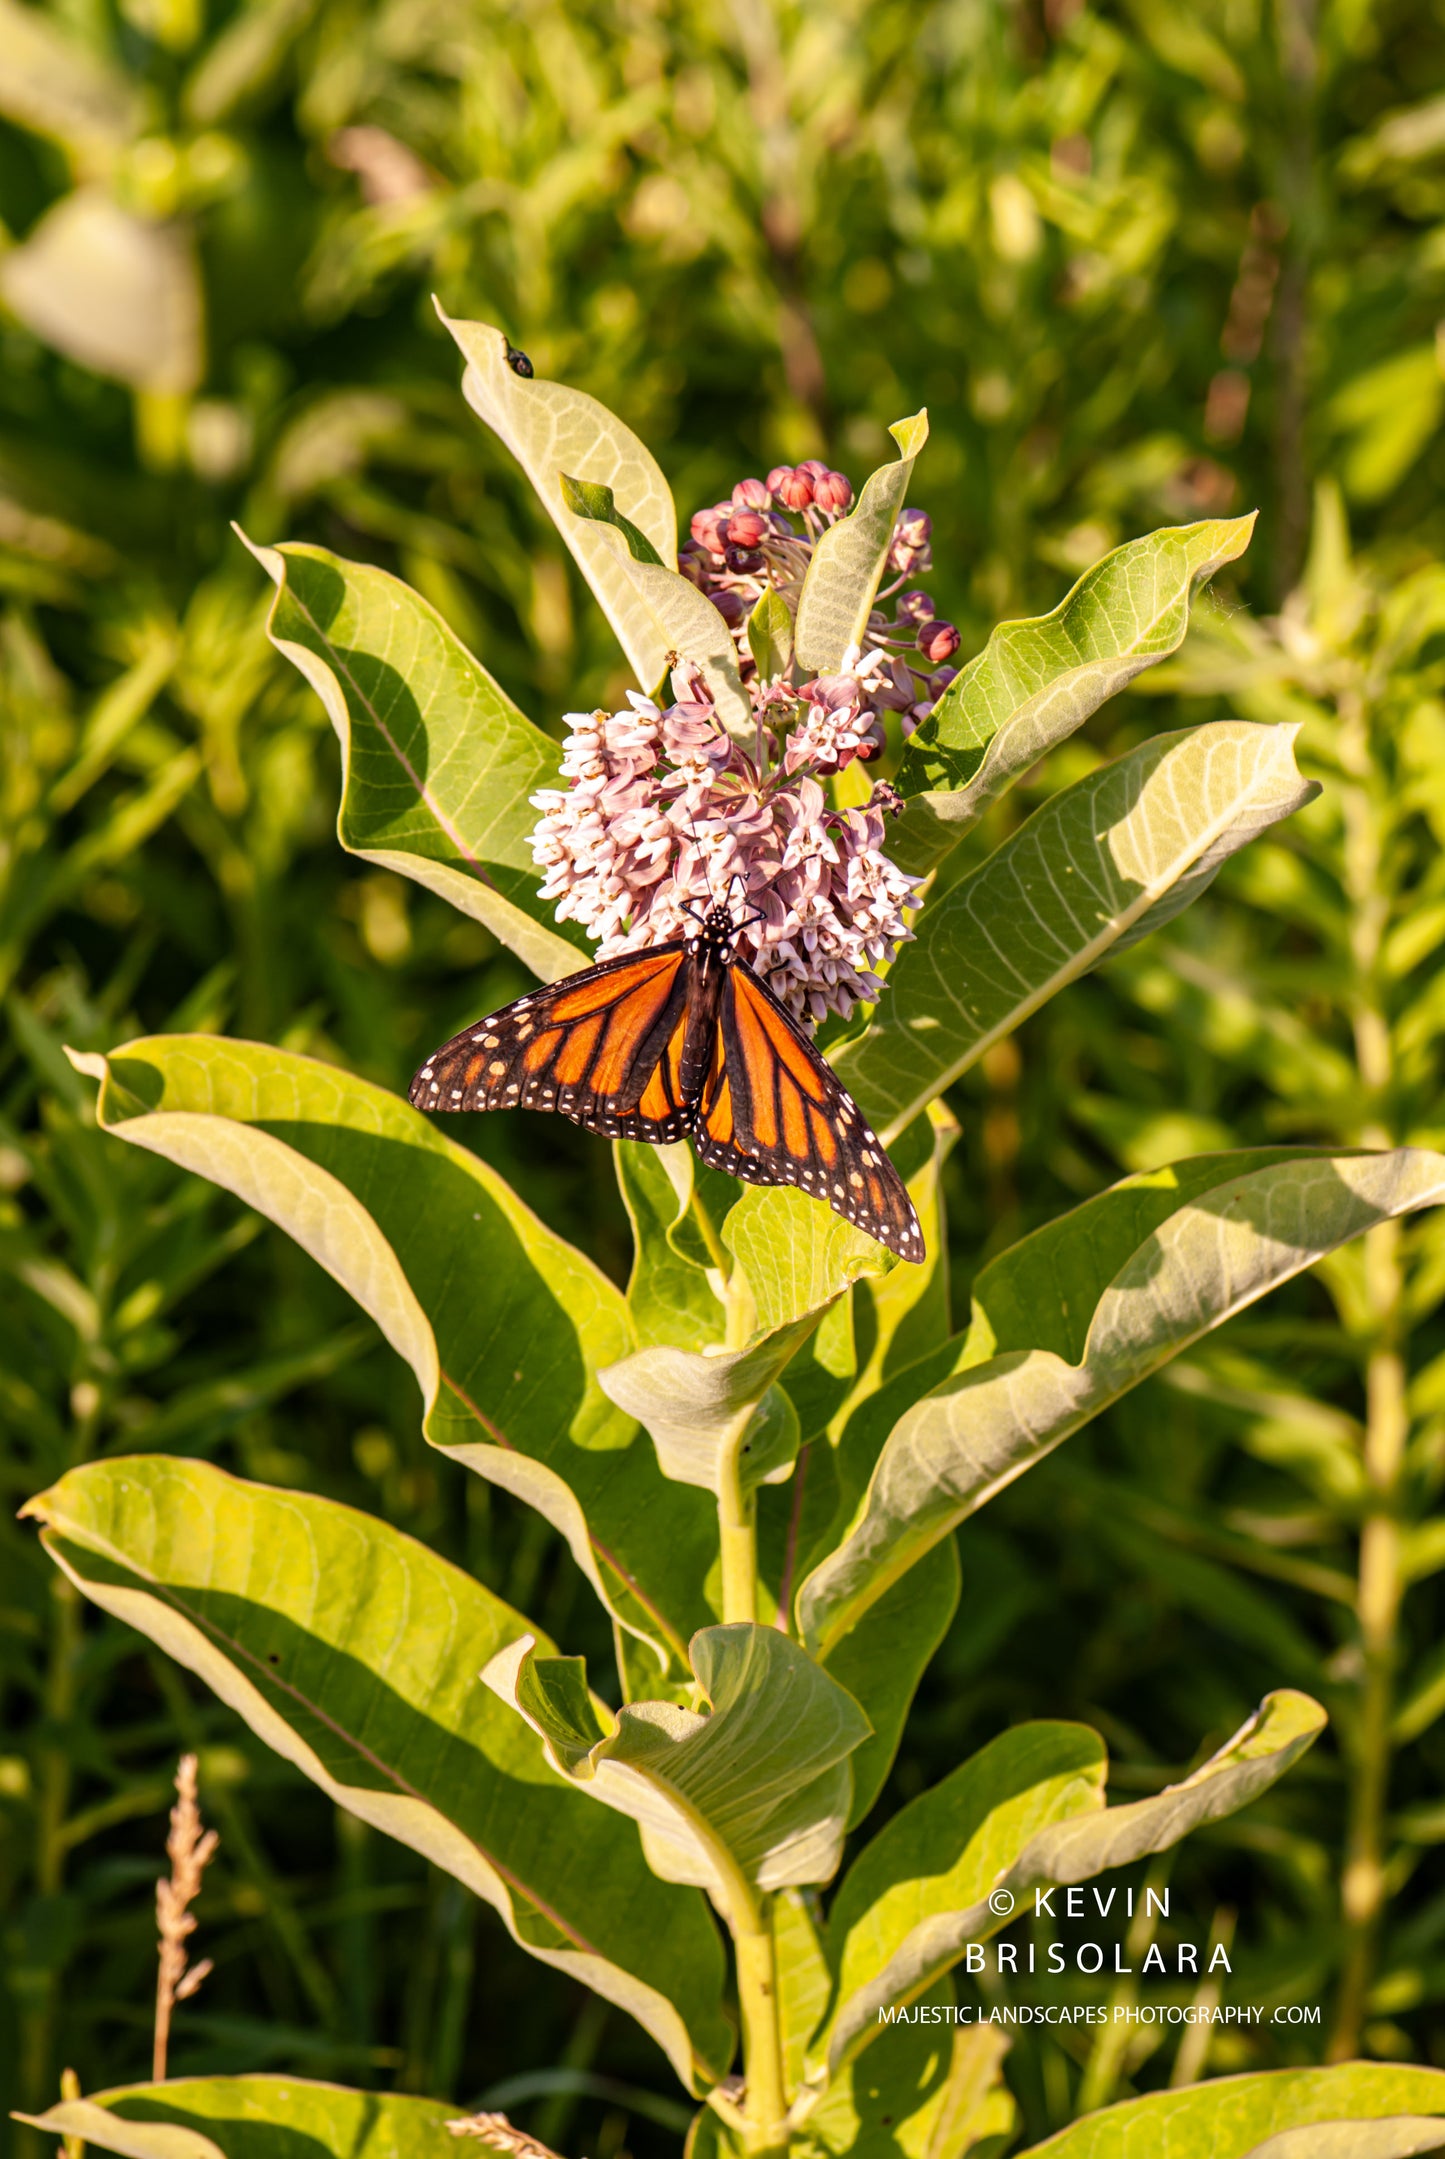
[
  {"xmin": 408, "ymin": 944, "xmax": 698, "ymax": 1143},
  {"xmin": 695, "ymin": 962, "xmax": 925, "ymax": 1262}
]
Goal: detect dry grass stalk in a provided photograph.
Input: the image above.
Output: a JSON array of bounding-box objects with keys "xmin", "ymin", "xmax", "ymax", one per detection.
[
  {"xmin": 152, "ymin": 1752, "xmax": 218, "ymax": 2081},
  {"xmin": 444, "ymin": 2113, "xmax": 568, "ymax": 2159}
]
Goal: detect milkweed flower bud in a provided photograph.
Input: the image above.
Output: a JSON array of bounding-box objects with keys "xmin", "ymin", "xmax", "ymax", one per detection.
[
  {"xmin": 690, "ymin": 507, "xmax": 727, "ymax": 553},
  {"xmin": 672, "ymin": 469, "xmax": 946, "ymax": 766},
  {"xmin": 918, "ymin": 619, "xmax": 960, "ymax": 665},
  {"xmin": 813, "ymin": 470, "xmax": 853, "ymax": 515},
  {"xmin": 724, "ymin": 508, "xmax": 768, "ymax": 548},
  {"xmin": 890, "ymin": 507, "xmax": 933, "ymax": 573},
  {"xmin": 928, "ymin": 664, "xmax": 959, "ymax": 699}
]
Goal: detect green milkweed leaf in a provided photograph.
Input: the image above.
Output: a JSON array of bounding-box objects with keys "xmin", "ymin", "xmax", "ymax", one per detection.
[
  {"xmin": 241, "ymin": 533, "xmax": 585, "ymax": 984},
  {"xmin": 801, "ymin": 1996, "xmax": 1011, "ymax": 2159},
  {"xmin": 560, "ymin": 472, "xmax": 751, "ymax": 727},
  {"xmin": 892, "ymin": 515, "xmax": 1256, "ymax": 875},
  {"xmin": 822, "ymin": 1690, "xmax": 1324, "ymax": 2076},
  {"xmin": 838, "ymin": 720, "xmax": 1317, "ymax": 1142},
  {"xmin": 1023, "ymin": 2067, "xmax": 1445, "ymax": 2158},
  {"xmin": 817, "ymin": 1540, "xmax": 959, "ymax": 1834},
  {"xmin": 599, "ymin": 1175, "xmax": 896, "ymax": 1500},
  {"xmin": 484, "ymin": 1623, "xmax": 870, "ymax": 1917},
  {"xmin": 440, "ymin": 307, "xmax": 681, "ymax": 689},
  {"xmin": 21, "ymin": 1461, "xmax": 733, "ymax": 2093},
  {"xmin": 68, "ymin": 1035, "xmax": 717, "ymax": 1673},
  {"xmin": 747, "ymin": 588, "xmax": 795, "ymax": 681},
  {"xmin": 1246, "ymin": 2125, "xmax": 1445, "ymax": 2158},
  {"xmin": 774, "ymin": 1888, "xmax": 832, "ymax": 2097},
  {"xmin": 799, "ymin": 1147, "xmax": 1445, "ymax": 1656},
  {"xmin": 818, "ymin": 1722, "xmax": 1105, "ymax": 2074},
  {"xmin": 614, "ymin": 1139, "xmax": 726, "ymax": 1352},
  {"xmin": 599, "ymin": 1337, "xmax": 804, "ymax": 1497},
  {"xmin": 689, "ymin": 1978, "xmax": 995, "ymax": 2159},
  {"xmin": 724, "ymin": 1184, "xmax": 896, "ymax": 1335},
  {"xmin": 794, "ymin": 413, "xmax": 929, "ymax": 673},
  {"xmin": 14, "ymin": 2085, "xmax": 455, "ymax": 2159},
  {"xmin": 825, "ymin": 1104, "xmax": 957, "ymax": 1433}
]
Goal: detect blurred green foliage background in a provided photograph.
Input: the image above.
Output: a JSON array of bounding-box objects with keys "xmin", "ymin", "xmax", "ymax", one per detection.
[{"xmin": 5, "ymin": 0, "xmax": 1445, "ymax": 2148}]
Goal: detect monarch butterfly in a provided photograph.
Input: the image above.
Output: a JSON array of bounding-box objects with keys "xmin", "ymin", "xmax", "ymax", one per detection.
[{"xmin": 409, "ymin": 896, "xmax": 924, "ymax": 1261}]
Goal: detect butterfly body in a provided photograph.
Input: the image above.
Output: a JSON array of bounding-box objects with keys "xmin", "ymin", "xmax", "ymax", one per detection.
[{"xmin": 410, "ymin": 902, "xmax": 923, "ymax": 1261}]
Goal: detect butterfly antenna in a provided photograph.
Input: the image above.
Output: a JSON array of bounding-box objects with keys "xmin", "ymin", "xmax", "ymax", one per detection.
[{"xmin": 684, "ymin": 805, "xmax": 717, "ymax": 905}]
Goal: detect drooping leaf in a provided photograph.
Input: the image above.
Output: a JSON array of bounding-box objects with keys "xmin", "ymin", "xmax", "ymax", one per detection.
[
  {"xmin": 891, "ymin": 515, "xmax": 1256, "ymax": 875},
  {"xmin": 600, "ymin": 1177, "xmax": 896, "ymax": 1497},
  {"xmin": 794, "ymin": 414, "xmax": 929, "ymax": 673},
  {"xmin": 1023, "ymin": 2067, "xmax": 1445, "ymax": 2158},
  {"xmin": 22, "ymin": 1460, "xmax": 733, "ymax": 2092},
  {"xmin": 440, "ymin": 307, "xmax": 680, "ymax": 688},
  {"xmin": 241, "ymin": 534, "xmax": 585, "ymax": 983},
  {"xmin": 69, "ymin": 1036, "xmax": 717, "ymax": 1672},
  {"xmin": 14, "ymin": 2083, "xmax": 456, "ymax": 2159},
  {"xmin": 838, "ymin": 720, "xmax": 1316, "ymax": 1141},
  {"xmin": 823, "ymin": 1690, "xmax": 1324, "ymax": 2076},
  {"xmin": 484, "ymin": 1623, "xmax": 871, "ymax": 1913},
  {"xmin": 818, "ymin": 1722, "xmax": 1106, "ymax": 2074},
  {"xmin": 799, "ymin": 1147, "xmax": 1445, "ymax": 1656},
  {"xmin": 599, "ymin": 1326, "xmax": 812, "ymax": 1496}
]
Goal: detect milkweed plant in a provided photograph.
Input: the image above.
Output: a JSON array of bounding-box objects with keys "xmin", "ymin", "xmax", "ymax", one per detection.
[{"xmin": 19, "ymin": 313, "xmax": 1445, "ymax": 2159}]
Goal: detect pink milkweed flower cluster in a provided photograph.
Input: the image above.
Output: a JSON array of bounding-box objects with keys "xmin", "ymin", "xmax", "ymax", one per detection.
[
  {"xmin": 680, "ymin": 462, "xmax": 961, "ymax": 741},
  {"xmin": 530, "ymin": 661, "xmax": 925, "ymax": 1028}
]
